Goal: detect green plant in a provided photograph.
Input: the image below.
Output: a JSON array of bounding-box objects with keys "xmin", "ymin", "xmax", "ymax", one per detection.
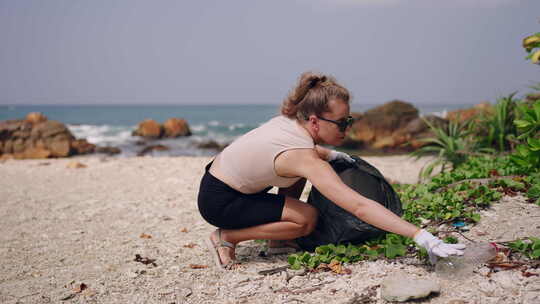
[
  {"xmin": 478, "ymin": 93, "xmax": 519, "ymax": 151},
  {"xmin": 511, "ymin": 100, "xmax": 540, "ymax": 172},
  {"xmin": 524, "ymin": 172, "xmax": 540, "ymax": 205},
  {"xmin": 507, "ymin": 237, "xmax": 540, "ymax": 259},
  {"xmin": 288, "ymin": 153, "xmax": 540, "ymax": 271},
  {"xmin": 287, "ymin": 234, "xmax": 411, "ymax": 270},
  {"xmin": 411, "ymin": 118, "xmax": 473, "ymax": 179},
  {"xmin": 523, "ymin": 33, "xmax": 540, "ymax": 64}
]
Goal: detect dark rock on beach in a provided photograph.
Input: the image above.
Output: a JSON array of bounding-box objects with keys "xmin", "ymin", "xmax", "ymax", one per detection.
[
  {"xmin": 96, "ymin": 146, "xmax": 122, "ymax": 155},
  {"xmin": 196, "ymin": 140, "xmax": 228, "ymax": 151},
  {"xmin": 137, "ymin": 144, "xmax": 170, "ymax": 156}
]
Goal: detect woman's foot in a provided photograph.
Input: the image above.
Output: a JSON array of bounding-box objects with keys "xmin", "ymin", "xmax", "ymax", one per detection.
[{"xmin": 207, "ymin": 229, "xmax": 238, "ymax": 269}]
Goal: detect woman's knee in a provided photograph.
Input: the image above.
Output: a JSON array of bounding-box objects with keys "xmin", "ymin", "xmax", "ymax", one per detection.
[
  {"xmin": 299, "ymin": 205, "xmax": 318, "ymax": 236},
  {"xmin": 283, "ymin": 198, "xmax": 319, "ymax": 235}
]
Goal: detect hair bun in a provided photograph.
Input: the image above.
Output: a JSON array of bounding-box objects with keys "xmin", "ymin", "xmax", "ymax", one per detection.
[{"xmin": 308, "ymin": 75, "xmax": 327, "ymax": 89}]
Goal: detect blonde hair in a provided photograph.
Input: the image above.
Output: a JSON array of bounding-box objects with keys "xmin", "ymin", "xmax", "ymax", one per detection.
[{"xmin": 281, "ymin": 72, "xmax": 350, "ymax": 120}]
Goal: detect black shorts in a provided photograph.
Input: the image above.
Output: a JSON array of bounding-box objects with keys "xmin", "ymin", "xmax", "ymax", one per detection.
[{"xmin": 197, "ymin": 162, "xmax": 286, "ymax": 229}]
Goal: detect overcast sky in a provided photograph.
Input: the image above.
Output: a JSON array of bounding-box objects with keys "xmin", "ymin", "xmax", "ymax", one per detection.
[{"xmin": 1, "ymin": 0, "xmax": 539, "ymax": 106}]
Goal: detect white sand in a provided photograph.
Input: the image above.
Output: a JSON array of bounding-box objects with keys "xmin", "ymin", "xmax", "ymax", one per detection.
[{"xmin": 0, "ymin": 155, "xmax": 538, "ymax": 304}]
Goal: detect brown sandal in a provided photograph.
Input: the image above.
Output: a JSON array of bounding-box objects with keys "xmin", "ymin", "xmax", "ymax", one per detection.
[{"xmin": 205, "ymin": 229, "xmax": 238, "ymax": 270}]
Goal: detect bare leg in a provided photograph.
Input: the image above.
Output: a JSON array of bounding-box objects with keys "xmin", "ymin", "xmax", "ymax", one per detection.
[{"xmin": 210, "ymin": 196, "xmax": 317, "ymax": 266}]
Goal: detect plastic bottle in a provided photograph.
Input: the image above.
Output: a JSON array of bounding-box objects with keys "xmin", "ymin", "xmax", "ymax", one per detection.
[{"xmin": 435, "ymin": 242, "xmax": 497, "ymax": 280}]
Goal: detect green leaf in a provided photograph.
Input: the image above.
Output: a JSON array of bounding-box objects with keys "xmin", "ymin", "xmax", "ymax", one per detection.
[
  {"xmin": 300, "ymin": 252, "xmax": 311, "ymax": 263},
  {"xmin": 528, "ymin": 137, "xmax": 540, "ymax": 151},
  {"xmin": 291, "ymin": 260, "xmax": 302, "ymax": 270},
  {"xmin": 527, "ymin": 185, "xmax": 540, "ymax": 199},
  {"xmin": 365, "ymin": 249, "xmax": 379, "ymax": 260},
  {"xmin": 336, "ymin": 245, "xmax": 347, "ymax": 255},
  {"xmin": 288, "ymin": 255, "xmax": 298, "ymax": 265},
  {"xmin": 385, "ymin": 243, "xmax": 407, "ymax": 259},
  {"xmin": 315, "ymin": 245, "xmax": 330, "ymax": 255},
  {"xmin": 469, "ymin": 213, "xmax": 481, "ymax": 223},
  {"xmin": 514, "ymin": 119, "xmax": 532, "ymax": 129}
]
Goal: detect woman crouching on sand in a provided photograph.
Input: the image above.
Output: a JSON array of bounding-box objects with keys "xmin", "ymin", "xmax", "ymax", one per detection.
[{"xmin": 197, "ymin": 71, "xmax": 465, "ymax": 269}]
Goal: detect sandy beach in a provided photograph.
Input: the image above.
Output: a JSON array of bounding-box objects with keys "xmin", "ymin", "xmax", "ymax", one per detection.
[{"xmin": 0, "ymin": 155, "xmax": 539, "ymax": 304}]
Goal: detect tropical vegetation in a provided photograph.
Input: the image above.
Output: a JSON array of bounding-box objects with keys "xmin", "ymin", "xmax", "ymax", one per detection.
[{"xmin": 287, "ymin": 35, "xmax": 540, "ymax": 272}]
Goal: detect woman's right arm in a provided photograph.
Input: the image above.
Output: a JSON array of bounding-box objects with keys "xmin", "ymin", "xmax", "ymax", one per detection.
[
  {"xmin": 275, "ymin": 148, "xmax": 465, "ymax": 262},
  {"xmin": 275, "ymin": 149, "xmax": 419, "ymax": 238}
]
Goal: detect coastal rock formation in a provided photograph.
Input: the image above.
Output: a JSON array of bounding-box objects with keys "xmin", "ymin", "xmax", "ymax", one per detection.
[
  {"xmin": 394, "ymin": 115, "xmax": 449, "ymax": 150},
  {"xmin": 132, "ymin": 118, "xmax": 192, "ymax": 139},
  {"xmin": 133, "ymin": 119, "xmax": 162, "ymax": 138},
  {"xmin": 163, "ymin": 118, "xmax": 191, "ymax": 137},
  {"xmin": 0, "ymin": 113, "xmax": 98, "ymax": 159},
  {"xmin": 347, "ymin": 100, "xmax": 420, "ymax": 151},
  {"xmin": 447, "ymin": 102, "xmax": 493, "ymax": 123}
]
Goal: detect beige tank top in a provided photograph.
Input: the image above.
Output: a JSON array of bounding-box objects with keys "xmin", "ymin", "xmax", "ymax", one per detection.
[{"xmin": 212, "ymin": 115, "xmax": 315, "ymax": 194}]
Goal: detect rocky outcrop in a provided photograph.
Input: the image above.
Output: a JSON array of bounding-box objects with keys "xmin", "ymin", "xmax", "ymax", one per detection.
[
  {"xmin": 0, "ymin": 113, "xmax": 98, "ymax": 159},
  {"xmin": 132, "ymin": 119, "xmax": 162, "ymax": 139},
  {"xmin": 393, "ymin": 115, "xmax": 449, "ymax": 150},
  {"xmin": 163, "ymin": 118, "xmax": 191, "ymax": 137},
  {"xmin": 346, "ymin": 100, "xmax": 420, "ymax": 151},
  {"xmin": 133, "ymin": 118, "xmax": 191, "ymax": 139},
  {"xmin": 137, "ymin": 144, "xmax": 170, "ymax": 156},
  {"xmin": 447, "ymin": 102, "xmax": 493, "ymax": 123},
  {"xmin": 196, "ymin": 140, "xmax": 228, "ymax": 151},
  {"xmin": 95, "ymin": 146, "xmax": 122, "ymax": 155}
]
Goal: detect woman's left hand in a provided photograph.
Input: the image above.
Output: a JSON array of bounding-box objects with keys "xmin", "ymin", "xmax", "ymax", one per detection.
[
  {"xmin": 328, "ymin": 150, "xmax": 355, "ymax": 163},
  {"xmin": 414, "ymin": 229, "xmax": 466, "ymax": 264}
]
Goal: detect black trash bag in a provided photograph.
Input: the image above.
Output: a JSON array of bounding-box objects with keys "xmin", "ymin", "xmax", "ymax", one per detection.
[{"xmin": 295, "ymin": 156, "xmax": 403, "ymax": 252}]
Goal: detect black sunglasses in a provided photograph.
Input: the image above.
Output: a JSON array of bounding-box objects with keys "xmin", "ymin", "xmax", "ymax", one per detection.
[{"xmin": 316, "ymin": 115, "xmax": 354, "ymax": 132}]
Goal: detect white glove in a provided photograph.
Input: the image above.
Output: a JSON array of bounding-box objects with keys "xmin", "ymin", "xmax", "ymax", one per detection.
[
  {"xmin": 328, "ymin": 150, "xmax": 355, "ymax": 163},
  {"xmin": 414, "ymin": 229, "xmax": 466, "ymax": 264}
]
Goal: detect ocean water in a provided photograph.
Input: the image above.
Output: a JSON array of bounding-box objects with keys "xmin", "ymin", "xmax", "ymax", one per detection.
[{"xmin": 0, "ymin": 103, "xmax": 474, "ymax": 157}]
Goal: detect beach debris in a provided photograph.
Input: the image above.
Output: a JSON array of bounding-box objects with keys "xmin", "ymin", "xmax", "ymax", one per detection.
[
  {"xmin": 343, "ymin": 285, "xmax": 379, "ymax": 304},
  {"xmin": 180, "ymin": 227, "xmax": 188, "ymax": 233},
  {"xmin": 274, "ymin": 286, "xmax": 322, "ymax": 295},
  {"xmin": 177, "ymin": 287, "xmax": 193, "ymax": 298},
  {"xmin": 139, "ymin": 233, "xmax": 152, "ymax": 239},
  {"xmin": 189, "ymin": 264, "xmax": 208, "ymax": 269},
  {"xmin": 66, "ymin": 161, "xmax": 86, "ymax": 169},
  {"xmin": 72, "ymin": 283, "xmax": 88, "ymax": 293},
  {"xmin": 258, "ymin": 265, "xmax": 289, "ymax": 276},
  {"xmin": 37, "ymin": 162, "xmax": 50, "ymax": 166},
  {"xmin": 60, "ymin": 282, "xmax": 88, "ymax": 301},
  {"xmin": 381, "ymin": 275, "xmax": 440, "ymax": 302},
  {"xmin": 60, "ymin": 293, "xmax": 76, "ymax": 301},
  {"xmin": 311, "ymin": 260, "xmax": 352, "ymax": 275},
  {"xmin": 183, "ymin": 243, "xmax": 197, "ymax": 248},
  {"xmin": 134, "ymin": 254, "xmax": 157, "ymax": 267}
]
